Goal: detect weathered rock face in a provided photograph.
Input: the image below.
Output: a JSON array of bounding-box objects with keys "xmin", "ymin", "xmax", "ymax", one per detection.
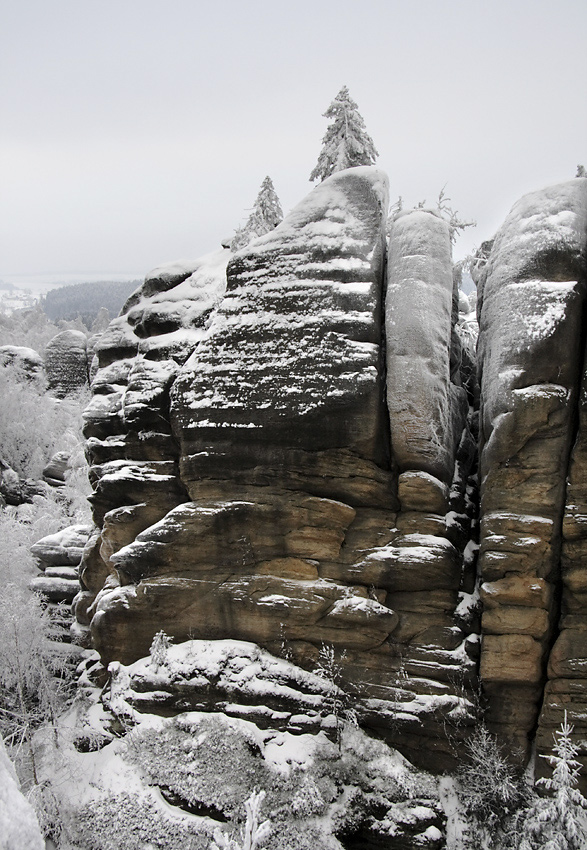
[
  {"xmin": 0, "ymin": 458, "xmax": 46, "ymax": 506},
  {"xmin": 78, "ymin": 171, "xmax": 587, "ymax": 780},
  {"xmin": 0, "ymin": 344, "xmax": 44, "ymax": 379},
  {"xmin": 79, "ymin": 168, "xmax": 480, "ymax": 772},
  {"xmin": 172, "ymin": 167, "xmax": 391, "ymax": 501},
  {"xmin": 30, "ymin": 523, "xmax": 92, "ymax": 604},
  {"xmin": 78, "ymin": 250, "xmax": 229, "ymax": 645},
  {"xmin": 476, "ymin": 179, "xmax": 587, "ymax": 761},
  {"xmin": 45, "ymin": 329, "xmax": 89, "ymax": 397},
  {"xmin": 386, "ymin": 209, "xmax": 468, "ymax": 484}
]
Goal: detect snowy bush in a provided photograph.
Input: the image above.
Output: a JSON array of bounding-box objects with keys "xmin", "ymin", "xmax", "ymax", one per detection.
[
  {"xmin": 0, "ymin": 365, "xmax": 90, "ymax": 480},
  {"xmin": 0, "ymin": 584, "xmax": 76, "ymax": 786},
  {"xmin": 456, "ymin": 724, "xmax": 529, "ymax": 849},
  {"xmin": 149, "ymin": 630, "xmax": 173, "ymax": 671},
  {"xmin": 290, "ymin": 773, "xmax": 327, "ymax": 817},
  {"xmin": 70, "ymin": 792, "xmax": 210, "ymax": 850},
  {"xmin": 125, "ymin": 715, "xmax": 273, "ymax": 819},
  {"xmin": 211, "ymin": 789, "xmax": 271, "ymax": 850}
]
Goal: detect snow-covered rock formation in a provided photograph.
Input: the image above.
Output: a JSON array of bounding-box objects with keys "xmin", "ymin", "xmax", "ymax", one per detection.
[
  {"xmin": 0, "ymin": 344, "xmax": 44, "ymax": 378},
  {"xmin": 44, "ymin": 329, "xmax": 90, "ymax": 397},
  {"xmin": 0, "ymin": 738, "xmax": 45, "ymax": 850},
  {"xmin": 75, "ymin": 170, "xmax": 587, "ymax": 781},
  {"xmin": 476, "ymin": 178, "xmax": 587, "ymax": 775}
]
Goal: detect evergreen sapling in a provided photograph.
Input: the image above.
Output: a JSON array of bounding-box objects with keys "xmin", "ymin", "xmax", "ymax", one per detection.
[
  {"xmin": 519, "ymin": 712, "xmax": 587, "ymax": 850},
  {"xmin": 231, "ymin": 177, "xmax": 283, "ymax": 251}
]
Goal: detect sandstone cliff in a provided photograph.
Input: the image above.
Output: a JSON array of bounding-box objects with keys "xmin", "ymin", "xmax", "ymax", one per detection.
[{"xmin": 75, "ymin": 170, "xmax": 587, "ymax": 777}]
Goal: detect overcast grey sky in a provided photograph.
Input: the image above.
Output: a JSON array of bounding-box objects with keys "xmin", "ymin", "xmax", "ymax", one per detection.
[{"xmin": 2, "ymin": 0, "xmax": 586, "ymax": 280}]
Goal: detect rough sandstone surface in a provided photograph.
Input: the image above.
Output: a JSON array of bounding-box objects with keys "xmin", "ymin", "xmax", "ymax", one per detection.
[
  {"xmin": 77, "ymin": 172, "xmax": 587, "ymax": 779},
  {"xmin": 476, "ymin": 178, "xmax": 587, "ymax": 761},
  {"xmin": 386, "ymin": 209, "xmax": 468, "ymax": 485},
  {"xmin": 45, "ymin": 329, "xmax": 90, "ymax": 397}
]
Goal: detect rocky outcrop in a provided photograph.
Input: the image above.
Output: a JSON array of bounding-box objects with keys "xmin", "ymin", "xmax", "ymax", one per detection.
[
  {"xmin": 78, "ymin": 168, "xmax": 479, "ymax": 772},
  {"xmin": 78, "ymin": 249, "xmax": 229, "ymax": 645},
  {"xmin": 45, "ymin": 329, "xmax": 89, "ymax": 397},
  {"xmin": 42, "ymin": 450, "xmax": 72, "ymax": 486},
  {"xmin": 0, "ymin": 738, "xmax": 44, "ymax": 850},
  {"xmin": 107, "ymin": 638, "xmax": 345, "ymax": 736},
  {"xmin": 0, "ymin": 458, "xmax": 46, "ymax": 506},
  {"xmin": 0, "ymin": 344, "xmax": 44, "ymax": 379},
  {"xmin": 386, "ymin": 210, "xmax": 468, "ymax": 484},
  {"xmin": 30, "ymin": 524, "xmax": 92, "ymax": 605},
  {"xmin": 534, "ymin": 183, "xmax": 587, "ymax": 778},
  {"xmin": 476, "ymin": 179, "xmax": 587, "ymax": 761},
  {"xmin": 76, "ymin": 170, "xmax": 587, "ymax": 781}
]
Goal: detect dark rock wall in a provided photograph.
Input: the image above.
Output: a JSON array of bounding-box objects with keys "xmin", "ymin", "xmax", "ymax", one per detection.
[
  {"xmin": 45, "ymin": 330, "xmax": 90, "ymax": 397},
  {"xmin": 76, "ymin": 171, "xmax": 587, "ymax": 777}
]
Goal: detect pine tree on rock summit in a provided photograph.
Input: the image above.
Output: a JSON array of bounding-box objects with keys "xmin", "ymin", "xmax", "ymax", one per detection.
[
  {"xmin": 310, "ymin": 86, "xmax": 378, "ymax": 182},
  {"xmin": 231, "ymin": 176, "xmax": 283, "ymax": 251}
]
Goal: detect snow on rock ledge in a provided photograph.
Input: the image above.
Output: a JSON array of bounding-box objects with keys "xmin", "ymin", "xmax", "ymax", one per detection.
[
  {"xmin": 171, "ymin": 167, "xmax": 392, "ymax": 507},
  {"xmin": 106, "ymin": 638, "xmax": 343, "ymax": 736}
]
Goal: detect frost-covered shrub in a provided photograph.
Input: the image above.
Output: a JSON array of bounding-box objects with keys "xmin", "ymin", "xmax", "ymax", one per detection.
[
  {"xmin": 0, "ymin": 583, "xmax": 76, "ymax": 786},
  {"xmin": 125, "ymin": 715, "xmax": 274, "ymax": 819},
  {"xmin": 262, "ymin": 822, "xmax": 339, "ymax": 850},
  {"xmin": 211, "ymin": 789, "xmax": 270, "ymax": 850},
  {"xmin": 290, "ymin": 773, "xmax": 327, "ymax": 818},
  {"xmin": 69, "ymin": 792, "xmax": 209, "ymax": 850},
  {"xmin": 518, "ymin": 713, "xmax": 587, "ymax": 850},
  {"xmin": 456, "ymin": 724, "xmax": 529, "ymax": 848},
  {"xmin": 0, "ymin": 366, "xmax": 89, "ymax": 480},
  {"xmin": 149, "ymin": 630, "xmax": 172, "ymax": 671},
  {"xmin": 312, "ymin": 725, "xmax": 423, "ymax": 801}
]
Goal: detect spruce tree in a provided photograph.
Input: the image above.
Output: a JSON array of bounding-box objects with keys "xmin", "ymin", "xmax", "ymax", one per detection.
[
  {"xmin": 231, "ymin": 176, "xmax": 283, "ymax": 251},
  {"xmin": 520, "ymin": 712, "xmax": 587, "ymax": 850},
  {"xmin": 310, "ymin": 86, "xmax": 378, "ymax": 182}
]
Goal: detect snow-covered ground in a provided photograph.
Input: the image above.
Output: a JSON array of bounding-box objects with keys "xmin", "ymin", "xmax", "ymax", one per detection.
[{"xmin": 30, "ymin": 643, "xmax": 446, "ymax": 849}]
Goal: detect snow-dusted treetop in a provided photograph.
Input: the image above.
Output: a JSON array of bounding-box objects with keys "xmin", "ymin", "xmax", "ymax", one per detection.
[
  {"xmin": 310, "ymin": 86, "xmax": 378, "ymax": 182},
  {"xmin": 231, "ymin": 176, "xmax": 283, "ymax": 251}
]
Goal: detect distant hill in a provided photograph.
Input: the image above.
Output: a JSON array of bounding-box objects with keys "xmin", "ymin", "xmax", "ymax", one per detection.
[{"xmin": 41, "ymin": 279, "xmax": 141, "ymax": 327}]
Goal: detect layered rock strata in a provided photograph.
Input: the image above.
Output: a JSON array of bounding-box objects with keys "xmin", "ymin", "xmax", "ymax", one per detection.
[
  {"xmin": 45, "ymin": 329, "xmax": 90, "ymax": 397},
  {"xmin": 77, "ymin": 170, "xmax": 587, "ymax": 779},
  {"xmin": 77, "ymin": 249, "xmax": 229, "ymax": 643},
  {"xmin": 533, "ymin": 183, "xmax": 587, "ymax": 778},
  {"xmin": 476, "ymin": 179, "xmax": 587, "ymax": 760},
  {"xmin": 30, "ymin": 524, "xmax": 92, "ymax": 604},
  {"xmin": 79, "ymin": 168, "xmax": 478, "ymax": 772}
]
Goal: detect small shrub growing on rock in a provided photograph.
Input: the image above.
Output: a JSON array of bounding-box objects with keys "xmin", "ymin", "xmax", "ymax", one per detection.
[
  {"xmin": 149, "ymin": 630, "xmax": 172, "ymax": 671},
  {"xmin": 211, "ymin": 789, "xmax": 271, "ymax": 850},
  {"xmin": 518, "ymin": 712, "xmax": 587, "ymax": 850},
  {"xmin": 456, "ymin": 724, "xmax": 529, "ymax": 848},
  {"xmin": 125, "ymin": 715, "xmax": 273, "ymax": 820}
]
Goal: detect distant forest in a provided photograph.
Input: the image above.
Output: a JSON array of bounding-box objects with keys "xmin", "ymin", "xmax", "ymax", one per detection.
[{"xmin": 41, "ymin": 279, "xmax": 141, "ymax": 328}]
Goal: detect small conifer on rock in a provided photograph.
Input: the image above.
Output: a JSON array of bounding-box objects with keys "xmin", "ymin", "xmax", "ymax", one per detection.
[
  {"xmin": 519, "ymin": 712, "xmax": 587, "ymax": 850},
  {"xmin": 310, "ymin": 86, "xmax": 378, "ymax": 182},
  {"xmin": 231, "ymin": 177, "xmax": 283, "ymax": 251}
]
